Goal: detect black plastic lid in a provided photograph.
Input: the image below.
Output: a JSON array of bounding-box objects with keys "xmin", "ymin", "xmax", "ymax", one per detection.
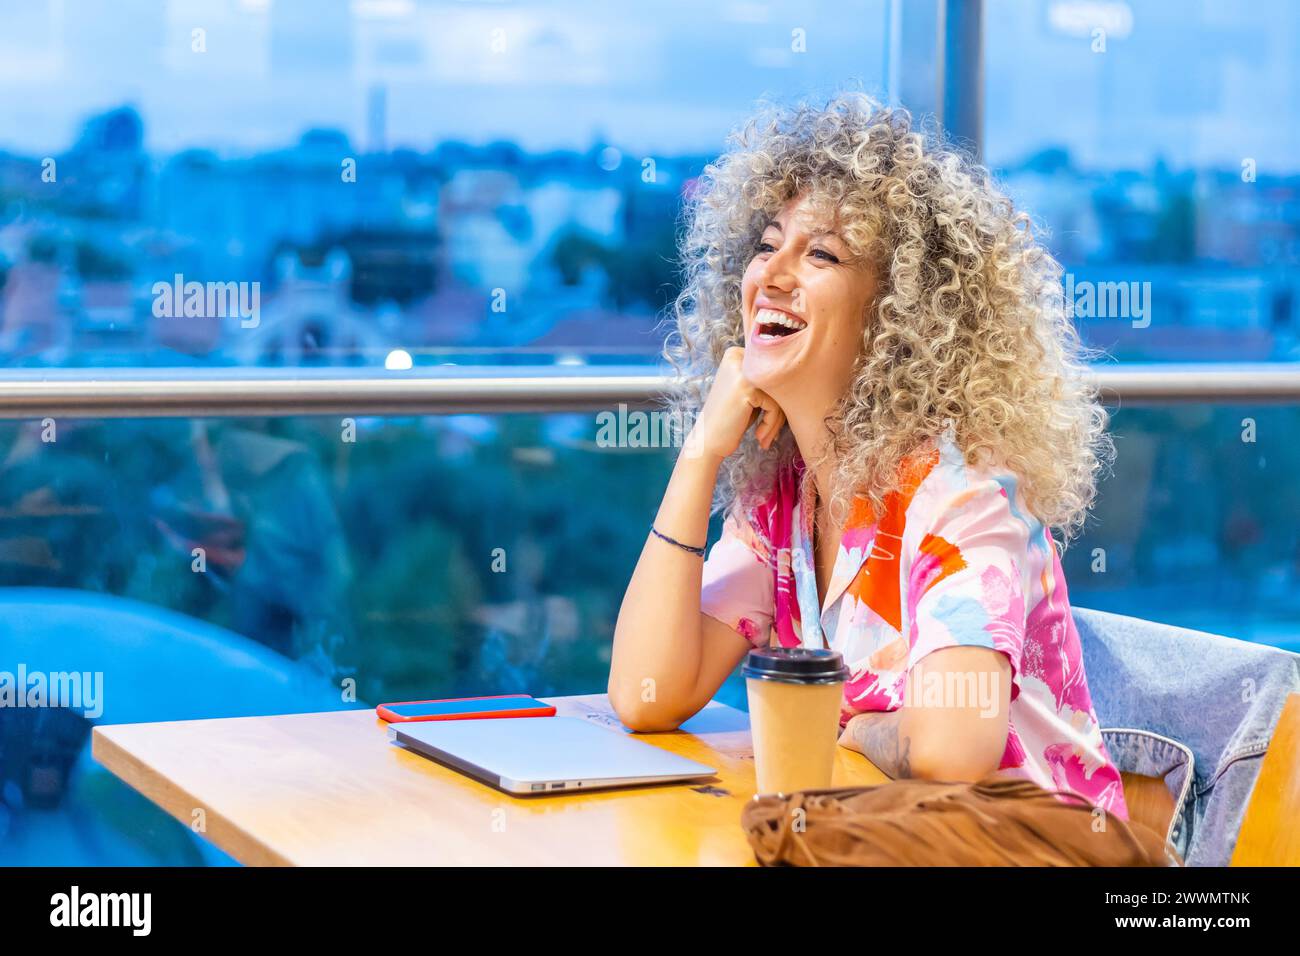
[{"xmin": 742, "ymin": 646, "xmax": 849, "ymax": 684}]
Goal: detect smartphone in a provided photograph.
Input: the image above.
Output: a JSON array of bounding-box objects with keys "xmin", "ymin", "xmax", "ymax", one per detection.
[{"xmin": 376, "ymin": 695, "xmax": 556, "ymax": 723}]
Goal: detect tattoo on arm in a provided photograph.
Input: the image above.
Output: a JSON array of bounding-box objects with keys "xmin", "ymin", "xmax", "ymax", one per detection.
[{"xmin": 852, "ymin": 710, "xmax": 913, "ymax": 779}]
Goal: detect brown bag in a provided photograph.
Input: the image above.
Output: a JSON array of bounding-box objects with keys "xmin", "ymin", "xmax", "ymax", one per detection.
[{"xmin": 741, "ymin": 775, "xmax": 1181, "ymax": 866}]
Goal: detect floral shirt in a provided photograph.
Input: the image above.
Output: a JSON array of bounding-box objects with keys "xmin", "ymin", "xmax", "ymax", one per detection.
[{"xmin": 700, "ymin": 428, "xmax": 1129, "ymax": 819}]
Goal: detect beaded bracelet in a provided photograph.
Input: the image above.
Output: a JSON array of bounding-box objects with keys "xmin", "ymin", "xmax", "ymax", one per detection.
[{"xmin": 650, "ymin": 525, "xmax": 707, "ymax": 557}]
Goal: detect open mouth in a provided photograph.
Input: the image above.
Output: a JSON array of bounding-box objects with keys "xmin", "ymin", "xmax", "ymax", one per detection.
[{"xmin": 753, "ymin": 307, "xmax": 808, "ymax": 342}]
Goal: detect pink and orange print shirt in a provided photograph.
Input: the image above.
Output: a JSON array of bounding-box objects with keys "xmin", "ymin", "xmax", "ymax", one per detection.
[{"xmin": 700, "ymin": 428, "xmax": 1130, "ymax": 819}]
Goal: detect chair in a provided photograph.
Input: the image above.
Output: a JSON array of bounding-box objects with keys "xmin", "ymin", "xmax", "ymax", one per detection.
[
  {"xmin": 1232, "ymin": 692, "xmax": 1300, "ymax": 866},
  {"xmin": 0, "ymin": 586, "xmax": 351, "ymax": 865},
  {"xmin": 1073, "ymin": 606, "xmax": 1300, "ymax": 866}
]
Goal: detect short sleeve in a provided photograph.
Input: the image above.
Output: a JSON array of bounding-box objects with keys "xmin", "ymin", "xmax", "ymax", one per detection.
[
  {"xmin": 700, "ymin": 506, "xmax": 774, "ymax": 648},
  {"xmin": 905, "ymin": 479, "xmax": 1030, "ymax": 701}
]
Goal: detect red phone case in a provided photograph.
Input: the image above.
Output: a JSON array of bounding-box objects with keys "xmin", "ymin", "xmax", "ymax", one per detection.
[{"xmin": 376, "ymin": 694, "xmax": 556, "ymax": 723}]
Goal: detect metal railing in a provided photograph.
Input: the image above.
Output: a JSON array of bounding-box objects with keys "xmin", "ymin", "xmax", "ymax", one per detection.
[{"xmin": 0, "ymin": 363, "xmax": 1298, "ymax": 419}]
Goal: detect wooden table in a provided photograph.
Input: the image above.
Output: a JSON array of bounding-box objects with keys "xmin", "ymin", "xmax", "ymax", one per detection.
[{"xmin": 92, "ymin": 694, "xmax": 889, "ymax": 866}]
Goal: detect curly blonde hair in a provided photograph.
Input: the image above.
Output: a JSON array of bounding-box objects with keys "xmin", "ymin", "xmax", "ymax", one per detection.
[{"xmin": 662, "ymin": 91, "xmax": 1113, "ymax": 545}]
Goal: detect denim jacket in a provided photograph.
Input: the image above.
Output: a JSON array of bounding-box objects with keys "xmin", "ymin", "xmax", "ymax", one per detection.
[{"xmin": 1073, "ymin": 607, "xmax": 1300, "ymax": 866}]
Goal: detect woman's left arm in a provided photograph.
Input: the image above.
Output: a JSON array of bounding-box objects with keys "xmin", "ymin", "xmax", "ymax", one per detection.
[{"xmin": 838, "ymin": 644, "xmax": 1012, "ymax": 781}]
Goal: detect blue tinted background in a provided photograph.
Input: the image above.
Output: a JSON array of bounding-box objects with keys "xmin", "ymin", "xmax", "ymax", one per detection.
[{"xmin": 0, "ymin": 0, "xmax": 1296, "ymax": 864}]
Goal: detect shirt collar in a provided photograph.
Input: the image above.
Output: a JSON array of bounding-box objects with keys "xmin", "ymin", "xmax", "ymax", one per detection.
[{"xmin": 789, "ymin": 443, "xmax": 944, "ymax": 631}]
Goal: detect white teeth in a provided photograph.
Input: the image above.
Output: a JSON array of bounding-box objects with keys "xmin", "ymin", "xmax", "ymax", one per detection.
[{"xmin": 756, "ymin": 308, "xmax": 807, "ymax": 331}]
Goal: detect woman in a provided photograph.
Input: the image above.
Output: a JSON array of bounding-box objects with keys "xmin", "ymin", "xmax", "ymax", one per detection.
[{"xmin": 608, "ymin": 92, "xmax": 1129, "ymax": 819}]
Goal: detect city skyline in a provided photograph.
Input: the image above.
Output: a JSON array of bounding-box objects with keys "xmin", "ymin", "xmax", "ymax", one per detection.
[{"xmin": 0, "ymin": 0, "xmax": 1295, "ymax": 173}]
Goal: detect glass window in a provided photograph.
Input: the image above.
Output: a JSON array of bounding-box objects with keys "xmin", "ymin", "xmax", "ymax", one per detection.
[
  {"xmin": 985, "ymin": 0, "xmax": 1300, "ymax": 361},
  {"xmin": 0, "ymin": 0, "xmax": 889, "ymax": 369},
  {"xmin": 0, "ymin": 410, "xmax": 686, "ymax": 863},
  {"xmin": 984, "ymin": 3, "xmax": 1300, "ymax": 662},
  {"xmin": 1061, "ymin": 405, "xmax": 1300, "ymax": 649}
]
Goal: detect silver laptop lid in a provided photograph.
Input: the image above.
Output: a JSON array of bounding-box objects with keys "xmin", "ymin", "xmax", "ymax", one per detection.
[{"xmin": 390, "ymin": 716, "xmax": 717, "ymax": 794}]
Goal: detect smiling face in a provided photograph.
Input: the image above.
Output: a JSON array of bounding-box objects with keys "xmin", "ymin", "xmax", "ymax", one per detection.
[{"xmin": 740, "ymin": 193, "xmax": 877, "ymax": 411}]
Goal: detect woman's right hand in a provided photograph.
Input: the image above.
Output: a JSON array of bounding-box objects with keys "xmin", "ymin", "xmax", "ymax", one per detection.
[
  {"xmin": 685, "ymin": 346, "xmax": 786, "ymax": 461},
  {"xmin": 612, "ymin": 345, "xmax": 778, "ymax": 731}
]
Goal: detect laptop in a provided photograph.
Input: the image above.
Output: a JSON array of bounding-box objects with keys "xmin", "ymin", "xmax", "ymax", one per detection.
[{"xmin": 388, "ymin": 716, "xmax": 717, "ymax": 795}]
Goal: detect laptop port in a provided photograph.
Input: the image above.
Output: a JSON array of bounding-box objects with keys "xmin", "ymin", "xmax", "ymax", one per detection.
[{"xmin": 551, "ymin": 782, "xmax": 567, "ymax": 789}]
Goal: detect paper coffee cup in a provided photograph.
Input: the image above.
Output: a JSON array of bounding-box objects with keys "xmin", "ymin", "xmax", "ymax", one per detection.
[{"xmin": 743, "ymin": 646, "xmax": 849, "ymax": 794}]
